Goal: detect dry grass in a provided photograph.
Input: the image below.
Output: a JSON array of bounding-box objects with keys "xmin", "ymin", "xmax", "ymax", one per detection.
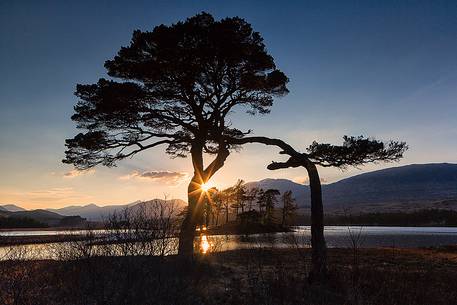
[{"xmin": 1, "ymin": 247, "xmax": 457, "ymax": 305}]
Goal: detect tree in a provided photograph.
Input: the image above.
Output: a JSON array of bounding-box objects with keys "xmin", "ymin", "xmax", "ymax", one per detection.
[
  {"xmin": 226, "ymin": 135, "xmax": 407, "ymax": 282},
  {"xmin": 230, "ymin": 202, "xmax": 240, "ymax": 217},
  {"xmin": 203, "ymin": 191, "xmax": 214, "ymax": 227},
  {"xmin": 259, "ymin": 188, "xmax": 280, "ymax": 224},
  {"xmin": 256, "ymin": 188, "xmax": 266, "ymax": 213},
  {"xmin": 211, "ymin": 188, "xmax": 223, "ymax": 226},
  {"xmin": 245, "ymin": 187, "xmax": 260, "ymax": 211},
  {"xmin": 222, "ymin": 186, "xmax": 234, "ymax": 224},
  {"xmin": 232, "ymin": 179, "xmax": 247, "ymax": 217},
  {"xmin": 63, "ymin": 12, "xmax": 289, "ymax": 258},
  {"xmin": 281, "ymin": 190, "xmax": 297, "ymax": 226}
]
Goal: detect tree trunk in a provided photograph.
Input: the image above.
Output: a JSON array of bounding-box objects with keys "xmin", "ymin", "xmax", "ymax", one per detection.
[
  {"xmin": 223, "ymin": 136, "xmax": 329, "ymax": 282},
  {"xmin": 178, "ymin": 176, "xmax": 201, "ymax": 259},
  {"xmin": 225, "ymin": 204, "xmax": 229, "ymax": 223},
  {"xmin": 305, "ymin": 161, "xmax": 328, "ymax": 283},
  {"xmin": 205, "ymin": 203, "xmax": 210, "ymax": 227},
  {"xmin": 178, "ymin": 142, "xmax": 229, "ymax": 259}
]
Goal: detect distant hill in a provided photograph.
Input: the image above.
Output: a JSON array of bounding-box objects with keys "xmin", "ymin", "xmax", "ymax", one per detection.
[
  {"xmin": 245, "ymin": 178, "xmax": 308, "ymax": 206},
  {"xmin": 7, "ymin": 163, "xmax": 457, "ymax": 221},
  {"xmin": 246, "ymin": 163, "xmax": 457, "ymax": 213},
  {"xmin": 0, "ymin": 198, "xmax": 186, "ymax": 228},
  {"xmin": 0, "ymin": 209, "xmax": 86, "ymax": 227},
  {"xmin": 10, "ymin": 209, "xmax": 66, "ymax": 224},
  {"xmin": 48, "ymin": 199, "xmax": 187, "ymax": 221},
  {"xmin": 0, "ymin": 204, "xmax": 26, "ymax": 212}
]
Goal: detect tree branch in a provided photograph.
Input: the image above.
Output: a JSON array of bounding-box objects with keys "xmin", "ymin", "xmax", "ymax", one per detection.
[{"xmin": 225, "ymin": 136, "xmax": 303, "ymax": 159}]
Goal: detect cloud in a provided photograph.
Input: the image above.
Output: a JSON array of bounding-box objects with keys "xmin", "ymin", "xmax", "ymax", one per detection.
[
  {"xmin": 28, "ymin": 187, "xmax": 74, "ymax": 195},
  {"xmin": 25, "ymin": 187, "xmax": 93, "ymax": 202},
  {"xmin": 63, "ymin": 169, "xmax": 95, "ymax": 178},
  {"xmin": 120, "ymin": 170, "xmax": 189, "ymax": 185}
]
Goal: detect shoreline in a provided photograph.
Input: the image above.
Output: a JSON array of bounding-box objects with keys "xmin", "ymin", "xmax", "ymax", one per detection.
[
  {"xmin": 0, "ymin": 234, "xmax": 88, "ymax": 246},
  {"xmin": 3, "ymin": 223, "xmax": 457, "ymax": 234},
  {"xmin": 2, "ymin": 223, "xmax": 457, "ymax": 248}
]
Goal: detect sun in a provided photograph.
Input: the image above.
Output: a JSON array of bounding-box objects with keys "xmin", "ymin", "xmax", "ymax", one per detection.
[{"xmin": 200, "ymin": 182, "xmax": 211, "ymax": 192}]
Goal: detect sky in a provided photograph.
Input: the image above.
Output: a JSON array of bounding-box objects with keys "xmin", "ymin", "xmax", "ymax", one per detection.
[{"xmin": 1, "ymin": 0, "xmax": 456, "ymax": 209}]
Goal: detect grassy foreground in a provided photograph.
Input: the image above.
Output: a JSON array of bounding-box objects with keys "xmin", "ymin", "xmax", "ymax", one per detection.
[{"xmin": 1, "ymin": 246, "xmax": 457, "ymax": 305}]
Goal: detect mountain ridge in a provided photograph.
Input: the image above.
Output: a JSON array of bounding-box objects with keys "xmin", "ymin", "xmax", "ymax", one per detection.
[
  {"xmin": 0, "ymin": 204, "xmax": 27, "ymax": 212},
  {"xmin": 246, "ymin": 163, "xmax": 457, "ymax": 213},
  {"xmin": 4, "ymin": 163, "xmax": 457, "ymax": 218},
  {"xmin": 47, "ymin": 199, "xmax": 187, "ymax": 220},
  {"xmin": 0, "ymin": 209, "xmax": 86, "ymax": 227}
]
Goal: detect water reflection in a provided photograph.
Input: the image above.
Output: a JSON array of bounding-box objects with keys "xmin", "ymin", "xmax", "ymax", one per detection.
[
  {"xmin": 199, "ymin": 234, "xmax": 210, "ymax": 254},
  {"xmin": 2, "ymin": 226, "xmax": 457, "ymax": 260},
  {"xmin": 197, "ymin": 225, "xmax": 211, "ymax": 254}
]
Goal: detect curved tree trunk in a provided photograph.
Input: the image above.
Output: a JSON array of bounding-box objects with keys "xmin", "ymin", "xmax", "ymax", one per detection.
[
  {"xmin": 305, "ymin": 161, "xmax": 328, "ymax": 283},
  {"xmin": 223, "ymin": 136, "xmax": 332, "ymax": 282},
  {"xmin": 178, "ymin": 142, "xmax": 205, "ymax": 259},
  {"xmin": 178, "ymin": 142, "xmax": 229, "ymax": 259},
  {"xmin": 178, "ymin": 176, "xmax": 202, "ymax": 259}
]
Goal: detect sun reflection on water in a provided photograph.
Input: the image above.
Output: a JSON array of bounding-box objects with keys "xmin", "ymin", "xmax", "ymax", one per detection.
[{"xmin": 200, "ymin": 234, "xmax": 211, "ymax": 254}]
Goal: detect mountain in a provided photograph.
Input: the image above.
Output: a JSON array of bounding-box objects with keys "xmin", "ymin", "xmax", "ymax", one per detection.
[
  {"xmin": 0, "ymin": 204, "xmax": 26, "ymax": 212},
  {"xmin": 246, "ymin": 163, "xmax": 457, "ymax": 213},
  {"xmin": 47, "ymin": 203, "xmax": 120, "ymax": 221},
  {"xmin": 9, "ymin": 209, "xmax": 65, "ymax": 226},
  {"xmin": 8, "ymin": 163, "xmax": 456, "ymax": 221},
  {"xmin": 48, "ymin": 199, "xmax": 187, "ymax": 221},
  {"xmin": 245, "ymin": 178, "xmax": 309, "ymax": 206},
  {"xmin": 0, "ymin": 209, "xmax": 86, "ymax": 227},
  {"xmin": 323, "ymin": 163, "xmax": 457, "ymax": 211}
]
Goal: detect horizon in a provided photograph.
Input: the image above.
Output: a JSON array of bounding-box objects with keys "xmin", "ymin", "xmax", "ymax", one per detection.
[
  {"xmin": 2, "ymin": 162, "xmax": 456, "ymax": 209},
  {"xmin": 1, "ymin": 1, "xmax": 457, "ymax": 209}
]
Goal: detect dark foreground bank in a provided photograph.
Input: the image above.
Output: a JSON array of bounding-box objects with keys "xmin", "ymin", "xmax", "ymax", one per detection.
[{"xmin": 1, "ymin": 246, "xmax": 457, "ymax": 305}]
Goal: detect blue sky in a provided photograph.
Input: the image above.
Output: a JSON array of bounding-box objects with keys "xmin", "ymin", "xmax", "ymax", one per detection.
[{"xmin": 1, "ymin": 0, "xmax": 456, "ymax": 208}]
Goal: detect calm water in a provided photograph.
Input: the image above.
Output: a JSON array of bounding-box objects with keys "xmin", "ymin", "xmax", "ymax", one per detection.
[{"xmin": 1, "ymin": 226, "xmax": 457, "ymax": 260}]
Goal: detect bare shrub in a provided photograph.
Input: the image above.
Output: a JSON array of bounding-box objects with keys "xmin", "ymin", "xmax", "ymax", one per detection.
[
  {"xmin": 51, "ymin": 226, "xmax": 99, "ymax": 261},
  {"xmin": 0, "ymin": 243, "xmax": 43, "ymax": 305},
  {"xmin": 287, "ymin": 230, "xmax": 312, "ymax": 274},
  {"xmin": 102, "ymin": 198, "xmax": 180, "ymax": 257},
  {"xmin": 345, "ymin": 225, "xmax": 366, "ymax": 304}
]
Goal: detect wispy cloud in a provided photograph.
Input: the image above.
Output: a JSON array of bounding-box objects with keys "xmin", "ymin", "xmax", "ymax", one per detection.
[
  {"xmin": 63, "ymin": 169, "xmax": 95, "ymax": 178},
  {"xmin": 0, "ymin": 186, "xmax": 94, "ymax": 209},
  {"xmin": 120, "ymin": 170, "xmax": 189, "ymax": 185},
  {"xmin": 25, "ymin": 187, "xmax": 92, "ymax": 202}
]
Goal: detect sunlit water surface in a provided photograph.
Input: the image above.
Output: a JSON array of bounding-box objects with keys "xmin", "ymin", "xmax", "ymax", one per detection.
[{"xmin": 1, "ymin": 226, "xmax": 457, "ymax": 260}]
